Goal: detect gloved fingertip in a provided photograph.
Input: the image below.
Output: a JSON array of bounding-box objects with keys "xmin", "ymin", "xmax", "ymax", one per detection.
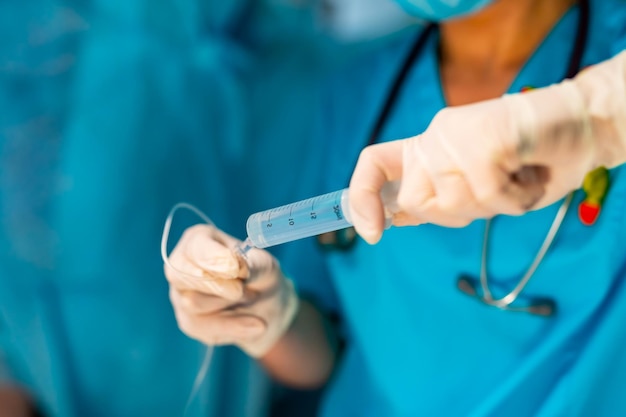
[
  {"xmin": 361, "ymin": 230, "xmax": 382, "ymax": 245},
  {"xmin": 353, "ymin": 209, "xmax": 384, "ymax": 243},
  {"xmin": 200, "ymin": 279, "xmax": 222, "ymax": 295},
  {"xmin": 196, "ymin": 256, "xmax": 239, "ymax": 278},
  {"xmin": 351, "ymin": 221, "xmax": 382, "ymax": 244},
  {"xmin": 349, "ymin": 202, "xmax": 385, "ymax": 245},
  {"xmin": 206, "ymin": 280, "xmax": 243, "ymax": 301}
]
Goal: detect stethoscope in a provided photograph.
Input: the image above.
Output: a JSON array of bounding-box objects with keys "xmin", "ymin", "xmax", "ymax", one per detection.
[{"xmin": 318, "ymin": 0, "xmax": 590, "ymax": 317}]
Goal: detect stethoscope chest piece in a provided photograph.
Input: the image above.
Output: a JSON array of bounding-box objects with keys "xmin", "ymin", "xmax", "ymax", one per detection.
[{"xmin": 457, "ymin": 275, "xmax": 557, "ymax": 317}]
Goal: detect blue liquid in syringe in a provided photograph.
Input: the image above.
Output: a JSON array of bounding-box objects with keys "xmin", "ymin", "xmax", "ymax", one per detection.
[{"xmin": 245, "ymin": 189, "xmax": 353, "ymax": 249}]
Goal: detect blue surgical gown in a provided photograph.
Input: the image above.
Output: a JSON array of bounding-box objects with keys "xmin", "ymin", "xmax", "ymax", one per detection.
[
  {"xmin": 0, "ymin": 1, "xmax": 404, "ymax": 416},
  {"xmin": 312, "ymin": 1, "xmax": 626, "ymax": 416}
]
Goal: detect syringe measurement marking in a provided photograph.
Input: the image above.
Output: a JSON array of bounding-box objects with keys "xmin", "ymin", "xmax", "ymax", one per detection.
[
  {"xmin": 260, "ymin": 191, "xmax": 347, "ymax": 235},
  {"xmin": 266, "ymin": 211, "xmax": 272, "ymax": 229},
  {"xmin": 333, "ymin": 194, "xmax": 343, "ymax": 220}
]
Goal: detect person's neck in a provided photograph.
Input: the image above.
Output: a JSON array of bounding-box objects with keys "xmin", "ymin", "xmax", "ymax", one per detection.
[{"xmin": 439, "ymin": 0, "xmax": 577, "ymax": 105}]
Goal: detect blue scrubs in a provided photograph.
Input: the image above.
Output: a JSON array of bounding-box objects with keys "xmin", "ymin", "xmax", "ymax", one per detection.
[
  {"xmin": 0, "ymin": 1, "xmax": 391, "ymax": 416},
  {"xmin": 315, "ymin": 1, "xmax": 626, "ymax": 416}
]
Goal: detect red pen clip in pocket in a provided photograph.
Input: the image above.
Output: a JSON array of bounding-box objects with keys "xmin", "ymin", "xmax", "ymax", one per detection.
[{"xmin": 578, "ymin": 166, "xmax": 610, "ymax": 226}]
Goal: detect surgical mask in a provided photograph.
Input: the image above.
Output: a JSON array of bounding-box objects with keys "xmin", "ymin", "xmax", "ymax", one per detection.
[
  {"xmin": 322, "ymin": 0, "xmax": 416, "ymax": 40},
  {"xmin": 395, "ymin": 0, "xmax": 494, "ymax": 21}
]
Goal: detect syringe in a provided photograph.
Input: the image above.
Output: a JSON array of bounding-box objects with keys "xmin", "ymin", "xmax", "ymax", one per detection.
[{"xmin": 239, "ymin": 182, "xmax": 400, "ymax": 251}]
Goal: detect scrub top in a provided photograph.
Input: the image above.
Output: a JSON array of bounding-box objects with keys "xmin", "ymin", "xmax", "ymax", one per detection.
[
  {"xmin": 314, "ymin": 1, "xmax": 626, "ymax": 416},
  {"xmin": 0, "ymin": 1, "xmax": 405, "ymax": 416}
]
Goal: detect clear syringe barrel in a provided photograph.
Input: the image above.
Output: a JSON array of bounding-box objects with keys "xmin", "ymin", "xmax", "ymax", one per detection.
[{"xmin": 245, "ymin": 182, "xmax": 399, "ymax": 249}]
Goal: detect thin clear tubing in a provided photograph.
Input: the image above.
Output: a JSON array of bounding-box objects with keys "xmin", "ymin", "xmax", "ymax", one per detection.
[{"xmin": 243, "ymin": 182, "xmax": 399, "ymax": 250}]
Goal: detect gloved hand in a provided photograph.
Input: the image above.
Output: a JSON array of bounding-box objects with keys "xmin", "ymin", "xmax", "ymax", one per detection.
[
  {"xmin": 164, "ymin": 225, "xmax": 299, "ymax": 358},
  {"xmin": 349, "ymin": 50, "xmax": 626, "ymax": 243}
]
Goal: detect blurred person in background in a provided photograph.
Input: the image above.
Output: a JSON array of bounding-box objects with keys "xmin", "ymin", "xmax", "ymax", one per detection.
[{"xmin": 0, "ymin": 1, "xmax": 413, "ymax": 416}]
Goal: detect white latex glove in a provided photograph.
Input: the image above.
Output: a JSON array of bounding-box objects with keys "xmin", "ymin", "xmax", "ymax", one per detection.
[
  {"xmin": 164, "ymin": 225, "xmax": 299, "ymax": 358},
  {"xmin": 349, "ymin": 50, "xmax": 626, "ymax": 243}
]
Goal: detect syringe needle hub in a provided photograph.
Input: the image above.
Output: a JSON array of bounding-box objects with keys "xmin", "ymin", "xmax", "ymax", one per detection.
[{"xmin": 234, "ymin": 237, "xmax": 255, "ymax": 257}]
